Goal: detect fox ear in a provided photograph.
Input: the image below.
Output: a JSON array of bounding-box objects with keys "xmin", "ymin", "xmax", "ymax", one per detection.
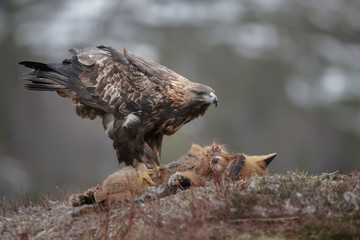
[
  {"xmin": 210, "ymin": 142, "xmax": 227, "ymax": 153},
  {"xmin": 262, "ymin": 153, "xmax": 277, "ymax": 167},
  {"xmin": 251, "ymin": 153, "xmax": 277, "ymax": 167},
  {"xmin": 188, "ymin": 144, "xmax": 205, "ymax": 157}
]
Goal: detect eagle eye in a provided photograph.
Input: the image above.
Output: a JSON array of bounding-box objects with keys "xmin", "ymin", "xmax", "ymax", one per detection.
[{"xmin": 196, "ymin": 91, "xmax": 204, "ymax": 96}]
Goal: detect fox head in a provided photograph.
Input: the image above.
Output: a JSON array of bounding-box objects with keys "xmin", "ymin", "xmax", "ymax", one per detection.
[
  {"xmin": 209, "ymin": 153, "xmax": 276, "ymax": 180},
  {"xmin": 189, "ymin": 143, "xmax": 276, "ymax": 180},
  {"xmin": 236, "ymin": 153, "xmax": 276, "ymax": 179}
]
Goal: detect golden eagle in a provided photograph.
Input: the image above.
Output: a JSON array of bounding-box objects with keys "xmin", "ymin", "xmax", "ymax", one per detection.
[{"xmin": 20, "ymin": 46, "xmax": 218, "ymax": 184}]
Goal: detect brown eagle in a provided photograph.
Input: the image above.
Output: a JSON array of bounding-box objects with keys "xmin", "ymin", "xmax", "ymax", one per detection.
[{"xmin": 20, "ymin": 46, "xmax": 218, "ymax": 184}]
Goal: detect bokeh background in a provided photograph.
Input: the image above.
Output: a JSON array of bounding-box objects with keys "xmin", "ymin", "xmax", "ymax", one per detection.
[{"xmin": 1, "ymin": 0, "xmax": 360, "ymax": 200}]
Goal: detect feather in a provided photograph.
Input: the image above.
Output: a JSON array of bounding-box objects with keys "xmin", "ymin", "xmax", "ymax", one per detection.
[{"xmin": 19, "ymin": 61, "xmax": 49, "ymax": 70}]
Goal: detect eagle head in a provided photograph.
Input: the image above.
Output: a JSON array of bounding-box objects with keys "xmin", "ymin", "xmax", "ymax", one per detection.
[
  {"xmin": 165, "ymin": 82, "xmax": 218, "ymax": 124},
  {"xmin": 191, "ymin": 84, "xmax": 218, "ymax": 107}
]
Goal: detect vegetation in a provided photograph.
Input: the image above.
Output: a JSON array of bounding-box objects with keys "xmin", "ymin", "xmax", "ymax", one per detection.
[{"xmin": 1, "ymin": 171, "xmax": 359, "ymax": 239}]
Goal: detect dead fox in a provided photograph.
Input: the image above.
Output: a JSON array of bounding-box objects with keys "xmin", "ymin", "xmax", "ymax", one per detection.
[{"xmin": 70, "ymin": 143, "xmax": 276, "ymax": 206}]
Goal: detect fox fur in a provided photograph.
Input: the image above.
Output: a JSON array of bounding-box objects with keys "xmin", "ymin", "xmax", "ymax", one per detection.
[{"xmin": 70, "ymin": 143, "xmax": 276, "ymax": 206}]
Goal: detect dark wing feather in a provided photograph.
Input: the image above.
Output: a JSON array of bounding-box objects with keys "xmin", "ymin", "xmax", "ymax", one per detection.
[
  {"xmin": 123, "ymin": 48, "xmax": 190, "ymax": 86},
  {"xmin": 67, "ymin": 46, "xmax": 165, "ymax": 115}
]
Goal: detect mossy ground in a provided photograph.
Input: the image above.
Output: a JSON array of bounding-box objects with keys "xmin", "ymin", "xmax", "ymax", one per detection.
[{"xmin": 1, "ymin": 171, "xmax": 359, "ymax": 239}]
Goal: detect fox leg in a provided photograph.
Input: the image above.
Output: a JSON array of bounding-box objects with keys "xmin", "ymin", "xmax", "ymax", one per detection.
[
  {"xmin": 226, "ymin": 154, "xmax": 246, "ymax": 181},
  {"xmin": 170, "ymin": 171, "xmax": 205, "ymax": 188},
  {"xmin": 137, "ymin": 171, "xmax": 204, "ymax": 202},
  {"xmin": 158, "ymin": 171, "xmax": 204, "ymax": 197},
  {"xmin": 69, "ymin": 185, "xmax": 100, "ymax": 206}
]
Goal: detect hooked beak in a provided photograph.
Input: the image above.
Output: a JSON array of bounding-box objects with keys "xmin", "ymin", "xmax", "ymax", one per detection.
[{"xmin": 209, "ymin": 92, "xmax": 218, "ymax": 107}]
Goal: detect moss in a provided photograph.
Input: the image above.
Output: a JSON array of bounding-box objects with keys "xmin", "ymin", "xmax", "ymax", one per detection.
[
  {"xmin": 230, "ymin": 192, "xmax": 260, "ymax": 218},
  {"xmin": 299, "ymin": 219, "xmax": 360, "ymax": 240}
]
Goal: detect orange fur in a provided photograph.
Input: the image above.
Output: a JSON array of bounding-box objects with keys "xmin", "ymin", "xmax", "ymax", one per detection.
[
  {"xmin": 69, "ymin": 143, "xmax": 276, "ymax": 206},
  {"xmin": 94, "ymin": 166, "xmax": 148, "ymax": 204},
  {"xmin": 178, "ymin": 171, "xmax": 205, "ymax": 187}
]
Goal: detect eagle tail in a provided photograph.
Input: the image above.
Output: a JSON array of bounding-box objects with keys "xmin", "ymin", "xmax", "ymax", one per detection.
[{"xmin": 19, "ymin": 61, "xmax": 70, "ymax": 91}]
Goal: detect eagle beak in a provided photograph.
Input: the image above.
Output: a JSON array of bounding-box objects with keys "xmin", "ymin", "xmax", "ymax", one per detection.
[{"xmin": 209, "ymin": 92, "xmax": 218, "ymax": 107}]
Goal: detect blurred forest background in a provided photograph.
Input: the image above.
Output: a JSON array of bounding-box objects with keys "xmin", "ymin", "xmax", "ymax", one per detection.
[{"xmin": 1, "ymin": 0, "xmax": 359, "ymax": 200}]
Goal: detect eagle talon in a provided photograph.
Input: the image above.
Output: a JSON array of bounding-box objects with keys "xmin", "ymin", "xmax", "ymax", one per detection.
[
  {"xmin": 138, "ymin": 167, "xmax": 159, "ymax": 186},
  {"xmin": 146, "ymin": 167, "xmax": 160, "ymax": 175}
]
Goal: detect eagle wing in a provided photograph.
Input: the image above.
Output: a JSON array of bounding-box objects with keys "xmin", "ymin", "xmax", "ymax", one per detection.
[
  {"xmin": 67, "ymin": 46, "xmax": 170, "ymax": 167},
  {"xmin": 65, "ymin": 46, "xmax": 165, "ymax": 116}
]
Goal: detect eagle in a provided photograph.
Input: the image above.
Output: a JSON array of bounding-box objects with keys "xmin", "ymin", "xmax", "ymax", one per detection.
[{"xmin": 20, "ymin": 46, "xmax": 218, "ymax": 185}]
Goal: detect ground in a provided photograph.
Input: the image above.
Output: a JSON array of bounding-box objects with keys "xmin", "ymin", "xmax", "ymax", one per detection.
[{"xmin": 1, "ymin": 171, "xmax": 359, "ymax": 239}]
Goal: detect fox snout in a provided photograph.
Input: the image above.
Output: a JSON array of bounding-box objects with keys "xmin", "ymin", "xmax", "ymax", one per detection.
[{"xmin": 210, "ymin": 156, "xmax": 220, "ymax": 165}]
